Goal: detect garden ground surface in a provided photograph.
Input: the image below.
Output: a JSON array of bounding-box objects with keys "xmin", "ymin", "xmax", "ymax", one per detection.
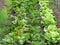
[
  {"xmin": 0, "ymin": 0, "xmax": 5, "ymax": 8},
  {"xmin": 51, "ymin": 0, "xmax": 60, "ymax": 28}
]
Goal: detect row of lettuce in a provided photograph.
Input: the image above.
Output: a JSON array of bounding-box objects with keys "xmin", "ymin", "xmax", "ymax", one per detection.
[
  {"xmin": 0, "ymin": 0, "xmax": 60, "ymax": 45},
  {"xmin": 39, "ymin": 0, "xmax": 60, "ymax": 44}
]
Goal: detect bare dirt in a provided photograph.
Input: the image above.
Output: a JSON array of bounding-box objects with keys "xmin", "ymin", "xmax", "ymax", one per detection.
[
  {"xmin": 51, "ymin": 0, "xmax": 60, "ymax": 28},
  {"xmin": 0, "ymin": 0, "xmax": 5, "ymax": 8},
  {"xmin": 57, "ymin": 0, "xmax": 60, "ymax": 3}
]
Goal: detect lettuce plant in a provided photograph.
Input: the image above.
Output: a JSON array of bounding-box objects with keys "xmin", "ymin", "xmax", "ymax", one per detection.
[
  {"xmin": 0, "ymin": 0, "xmax": 60, "ymax": 45},
  {"xmin": 39, "ymin": 0, "xmax": 60, "ymax": 44},
  {"xmin": 44, "ymin": 25, "xmax": 60, "ymax": 43}
]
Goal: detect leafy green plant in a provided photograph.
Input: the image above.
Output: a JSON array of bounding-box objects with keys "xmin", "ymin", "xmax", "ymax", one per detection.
[
  {"xmin": 39, "ymin": 0, "xmax": 60, "ymax": 45},
  {"xmin": 0, "ymin": 7, "xmax": 8, "ymax": 27},
  {"xmin": 0, "ymin": 0, "xmax": 60, "ymax": 45},
  {"xmin": 0, "ymin": 0, "xmax": 42, "ymax": 45},
  {"xmin": 39, "ymin": 0, "xmax": 56, "ymax": 27},
  {"xmin": 44, "ymin": 25, "xmax": 60, "ymax": 43}
]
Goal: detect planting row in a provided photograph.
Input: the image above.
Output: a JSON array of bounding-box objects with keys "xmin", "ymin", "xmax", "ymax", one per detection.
[{"xmin": 0, "ymin": 0, "xmax": 60, "ymax": 45}]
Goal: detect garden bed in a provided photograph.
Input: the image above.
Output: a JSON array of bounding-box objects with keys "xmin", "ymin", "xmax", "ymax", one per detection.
[{"xmin": 0, "ymin": 0, "xmax": 60, "ymax": 45}]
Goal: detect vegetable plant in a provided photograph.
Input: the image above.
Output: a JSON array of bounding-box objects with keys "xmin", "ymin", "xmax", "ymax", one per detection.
[{"xmin": 0, "ymin": 0, "xmax": 60, "ymax": 45}]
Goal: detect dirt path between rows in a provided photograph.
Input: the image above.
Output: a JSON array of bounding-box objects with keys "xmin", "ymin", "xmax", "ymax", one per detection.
[
  {"xmin": 51, "ymin": 0, "xmax": 60, "ymax": 28},
  {"xmin": 0, "ymin": 0, "xmax": 5, "ymax": 8}
]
